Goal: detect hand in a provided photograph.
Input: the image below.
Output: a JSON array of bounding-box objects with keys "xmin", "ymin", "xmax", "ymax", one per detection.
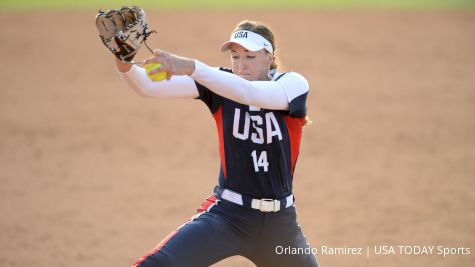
[{"xmin": 143, "ymin": 49, "xmax": 196, "ymax": 80}]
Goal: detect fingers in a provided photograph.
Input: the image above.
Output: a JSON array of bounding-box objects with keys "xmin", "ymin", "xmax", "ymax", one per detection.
[
  {"xmin": 144, "ymin": 57, "xmax": 168, "ymax": 71},
  {"xmin": 148, "ymin": 64, "xmax": 168, "ymax": 75},
  {"xmin": 144, "ymin": 49, "xmax": 169, "ymax": 65},
  {"xmin": 142, "ymin": 49, "xmax": 189, "ymax": 80},
  {"xmin": 166, "ymin": 71, "xmax": 173, "ymax": 81},
  {"xmin": 143, "ymin": 55, "xmax": 165, "ymax": 65},
  {"xmin": 144, "ymin": 51, "xmax": 172, "ymax": 76},
  {"xmin": 144, "ymin": 56, "xmax": 170, "ymax": 76}
]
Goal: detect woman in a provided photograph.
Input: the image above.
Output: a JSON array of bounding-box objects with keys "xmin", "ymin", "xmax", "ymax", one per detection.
[{"xmin": 117, "ymin": 20, "xmax": 318, "ymax": 267}]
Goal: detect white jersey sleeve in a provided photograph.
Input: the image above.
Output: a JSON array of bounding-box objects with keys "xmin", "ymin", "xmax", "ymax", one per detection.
[
  {"xmin": 119, "ymin": 65, "xmax": 199, "ymax": 98},
  {"xmin": 190, "ymin": 60, "xmax": 309, "ymax": 112}
]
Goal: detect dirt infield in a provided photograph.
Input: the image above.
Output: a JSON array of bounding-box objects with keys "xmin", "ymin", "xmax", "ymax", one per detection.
[{"xmin": 1, "ymin": 10, "xmax": 474, "ymax": 267}]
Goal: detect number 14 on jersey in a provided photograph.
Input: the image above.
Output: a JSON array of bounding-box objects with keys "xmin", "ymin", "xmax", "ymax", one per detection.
[{"xmin": 251, "ymin": 150, "xmax": 269, "ymax": 172}]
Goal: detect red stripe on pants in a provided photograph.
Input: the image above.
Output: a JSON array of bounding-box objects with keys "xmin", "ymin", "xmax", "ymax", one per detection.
[
  {"xmin": 131, "ymin": 195, "xmax": 218, "ymax": 267},
  {"xmin": 131, "ymin": 230, "xmax": 178, "ymax": 267}
]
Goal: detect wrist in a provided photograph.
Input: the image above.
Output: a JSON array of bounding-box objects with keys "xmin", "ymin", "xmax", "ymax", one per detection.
[
  {"xmin": 115, "ymin": 57, "xmax": 133, "ymax": 73},
  {"xmin": 186, "ymin": 59, "xmax": 196, "ymax": 76}
]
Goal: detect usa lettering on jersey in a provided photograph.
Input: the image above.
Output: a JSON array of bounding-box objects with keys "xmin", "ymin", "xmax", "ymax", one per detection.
[{"xmin": 232, "ymin": 108, "xmax": 283, "ymax": 144}]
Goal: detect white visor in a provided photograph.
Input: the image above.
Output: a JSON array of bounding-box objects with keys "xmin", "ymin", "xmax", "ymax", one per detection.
[{"xmin": 220, "ymin": 30, "xmax": 273, "ymax": 54}]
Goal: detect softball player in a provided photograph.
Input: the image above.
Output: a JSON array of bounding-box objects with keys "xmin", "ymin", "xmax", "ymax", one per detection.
[{"xmin": 115, "ymin": 20, "xmax": 319, "ymax": 267}]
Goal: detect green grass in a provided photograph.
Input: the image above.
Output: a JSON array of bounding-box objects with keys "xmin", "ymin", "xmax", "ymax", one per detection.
[{"xmin": 1, "ymin": 0, "xmax": 474, "ymax": 10}]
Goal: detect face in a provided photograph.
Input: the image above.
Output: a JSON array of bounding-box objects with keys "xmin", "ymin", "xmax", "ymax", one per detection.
[{"xmin": 230, "ymin": 43, "xmax": 274, "ymax": 81}]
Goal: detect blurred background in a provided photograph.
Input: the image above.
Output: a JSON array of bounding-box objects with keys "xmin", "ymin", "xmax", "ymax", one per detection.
[{"xmin": 1, "ymin": 1, "xmax": 474, "ymax": 266}]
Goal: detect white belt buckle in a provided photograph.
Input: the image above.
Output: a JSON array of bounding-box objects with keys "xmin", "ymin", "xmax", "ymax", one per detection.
[{"xmin": 259, "ymin": 198, "xmax": 280, "ymax": 212}]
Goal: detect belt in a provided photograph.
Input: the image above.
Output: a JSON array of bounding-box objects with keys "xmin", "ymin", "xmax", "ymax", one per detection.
[{"xmin": 213, "ymin": 185, "xmax": 294, "ymax": 212}]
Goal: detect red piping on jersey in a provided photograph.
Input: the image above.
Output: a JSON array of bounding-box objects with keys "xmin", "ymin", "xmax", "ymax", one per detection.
[
  {"xmin": 213, "ymin": 106, "xmax": 227, "ymax": 178},
  {"xmin": 283, "ymin": 116, "xmax": 305, "ymax": 175}
]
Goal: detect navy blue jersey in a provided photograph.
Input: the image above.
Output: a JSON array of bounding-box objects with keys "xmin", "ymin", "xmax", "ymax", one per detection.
[{"xmin": 195, "ymin": 68, "xmax": 308, "ymax": 199}]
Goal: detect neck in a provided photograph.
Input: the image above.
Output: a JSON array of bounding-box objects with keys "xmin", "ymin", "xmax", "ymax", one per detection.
[{"xmin": 257, "ymin": 69, "xmax": 272, "ymax": 81}]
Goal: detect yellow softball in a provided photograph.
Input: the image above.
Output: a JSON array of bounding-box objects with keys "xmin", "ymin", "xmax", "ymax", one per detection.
[{"xmin": 145, "ymin": 63, "xmax": 167, "ymax": 82}]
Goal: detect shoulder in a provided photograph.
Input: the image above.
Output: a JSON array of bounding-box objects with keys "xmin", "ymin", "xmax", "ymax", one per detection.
[
  {"xmin": 274, "ymin": 71, "xmax": 309, "ymax": 102},
  {"xmin": 276, "ymin": 72, "xmax": 308, "ymax": 89}
]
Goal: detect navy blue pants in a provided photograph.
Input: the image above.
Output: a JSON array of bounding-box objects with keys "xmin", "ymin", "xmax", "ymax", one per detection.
[{"xmin": 132, "ymin": 194, "xmax": 318, "ymax": 267}]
